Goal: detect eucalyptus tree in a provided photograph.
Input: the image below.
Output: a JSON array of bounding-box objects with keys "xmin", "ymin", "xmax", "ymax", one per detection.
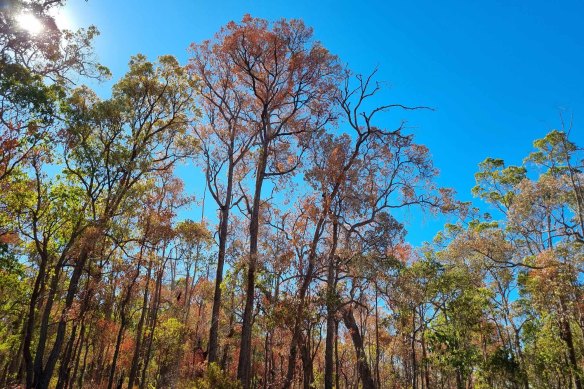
[
  {"xmin": 290, "ymin": 71, "xmax": 454, "ymax": 389},
  {"xmin": 192, "ymin": 16, "xmax": 341, "ymax": 387},
  {"xmin": 0, "ymin": 0, "xmax": 108, "ymax": 183},
  {"xmin": 7, "ymin": 54, "xmax": 199, "ymax": 389},
  {"xmin": 189, "ymin": 35, "xmax": 256, "ymax": 364}
]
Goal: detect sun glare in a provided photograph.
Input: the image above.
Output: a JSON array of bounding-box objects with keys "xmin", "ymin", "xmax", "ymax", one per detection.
[
  {"xmin": 51, "ymin": 8, "xmax": 74, "ymax": 30},
  {"xmin": 15, "ymin": 12, "xmax": 44, "ymax": 35}
]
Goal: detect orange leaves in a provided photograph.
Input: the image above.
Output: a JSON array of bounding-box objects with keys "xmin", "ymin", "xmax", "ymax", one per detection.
[
  {"xmin": 391, "ymin": 243, "xmax": 412, "ymax": 264},
  {"xmin": 530, "ymin": 250, "xmax": 559, "ymax": 280},
  {"xmin": 191, "ymin": 14, "xmax": 340, "ymax": 138},
  {"xmin": 0, "ymin": 231, "xmax": 20, "ymax": 245}
]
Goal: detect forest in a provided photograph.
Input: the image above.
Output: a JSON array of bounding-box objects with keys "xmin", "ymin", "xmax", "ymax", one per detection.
[{"xmin": 1, "ymin": 1, "xmax": 583, "ymax": 388}]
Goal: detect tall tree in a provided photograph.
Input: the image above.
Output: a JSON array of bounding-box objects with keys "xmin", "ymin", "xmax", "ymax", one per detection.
[
  {"xmin": 189, "ymin": 38, "xmax": 256, "ymax": 363},
  {"xmin": 9, "ymin": 54, "xmax": 198, "ymax": 389},
  {"xmin": 199, "ymin": 15, "xmax": 341, "ymax": 388},
  {"xmin": 0, "ymin": 0, "xmax": 107, "ymax": 182}
]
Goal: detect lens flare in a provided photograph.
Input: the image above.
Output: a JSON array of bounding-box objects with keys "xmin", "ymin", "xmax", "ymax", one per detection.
[{"xmin": 16, "ymin": 12, "xmax": 43, "ymax": 35}]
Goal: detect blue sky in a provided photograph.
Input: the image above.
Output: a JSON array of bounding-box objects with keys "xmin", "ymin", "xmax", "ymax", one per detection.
[{"xmin": 63, "ymin": 0, "xmax": 584, "ymax": 245}]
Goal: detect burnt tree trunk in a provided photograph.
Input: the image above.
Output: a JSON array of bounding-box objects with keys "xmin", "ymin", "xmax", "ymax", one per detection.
[{"xmin": 342, "ymin": 306, "xmax": 376, "ymax": 389}]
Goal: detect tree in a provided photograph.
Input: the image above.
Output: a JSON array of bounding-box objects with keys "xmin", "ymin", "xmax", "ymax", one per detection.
[
  {"xmin": 0, "ymin": 0, "xmax": 108, "ymax": 183},
  {"xmin": 3, "ymin": 54, "xmax": 199, "ymax": 389},
  {"xmin": 198, "ymin": 15, "xmax": 341, "ymax": 388},
  {"xmin": 189, "ymin": 36, "xmax": 256, "ymax": 363}
]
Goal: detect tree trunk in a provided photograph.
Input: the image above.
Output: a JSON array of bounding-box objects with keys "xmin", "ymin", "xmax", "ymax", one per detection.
[
  {"xmin": 208, "ymin": 160, "xmax": 234, "ymax": 363},
  {"xmin": 35, "ymin": 246, "xmax": 90, "ymax": 389},
  {"xmin": 282, "ymin": 218, "xmax": 327, "ymax": 389},
  {"xmin": 238, "ymin": 146, "xmax": 268, "ymax": 388},
  {"xmin": 300, "ymin": 332, "xmax": 314, "ymax": 389},
  {"xmin": 56, "ymin": 323, "xmax": 77, "ymax": 389},
  {"xmin": 324, "ymin": 221, "xmax": 339, "ymax": 389},
  {"xmin": 69, "ymin": 323, "xmax": 87, "ymax": 389},
  {"xmin": 128, "ymin": 258, "xmax": 153, "ymax": 389},
  {"xmin": 23, "ymin": 249, "xmax": 49, "ymax": 389},
  {"xmin": 375, "ymin": 290, "xmax": 381, "ymax": 387},
  {"xmin": 108, "ymin": 316, "xmax": 127, "ymax": 389},
  {"xmin": 140, "ymin": 266, "xmax": 163, "ymax": 389},
  {"xmin": 559, "ymin": 303, "xmax": 582, "ymax": 389},
  {"xmin": 341, "ymin": 306, "xmax": 376, "ymax": 389},
  {"xmin": 411, "ymin": 308, "xmax": 417, "ymax": 389}
]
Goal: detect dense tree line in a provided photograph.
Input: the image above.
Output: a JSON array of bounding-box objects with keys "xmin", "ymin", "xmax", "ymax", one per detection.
[{"xmin": 1, "ymin": 1, "xmax": 583, "ymax": 388}]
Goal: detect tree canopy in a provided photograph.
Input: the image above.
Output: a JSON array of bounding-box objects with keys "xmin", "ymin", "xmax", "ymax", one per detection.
[{"xmin": 0, "ymin": 2, "xmax": 583, "ymax": 389}]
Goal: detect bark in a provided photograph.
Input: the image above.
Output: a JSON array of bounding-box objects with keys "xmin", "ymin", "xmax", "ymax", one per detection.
[
  {"xmin": 33, "ymin": 264, "xmax": 62, "ymax": 388},
  {"xmin": 300, "ymin": 332, "xmax": 314, "ymax": 389},
  {"xmin": 208, "ymin": 160, "xmax": 234, "ymax": 363},
  {"xmin": 69, "ymin": 323, "xmax": 87, "ymax": 389},
  {"xmin": 56, "ymin": 323, "xmax": 77, "ymax": 389},
  {"xmin": 107, "ymin": 314, "xmax": 127, "ymax": 389},
  {"xmin": 77, "ymin": 336, "xmax": 90, "ymax": 388},
  {"xmin": 421, "ymin": 329, "xmax": 430, "ymax": 389},
  {"xmin": 324, "ymin": 221, "xmax": 339, "ymax": 389},
  {"xmin": 139, "ymin": 266, "xmax": 163, "ymax": 389},
  {"xmin": 127, "ymin": 258, "xmax": 153, "ymax": 389},
  {"xmin": 34, "ymin": 246, "xmax": 90, "ymax": 389},
  {"xmin": 341, "ymin": 306, "xmax": 376, "ymax": 389},
  {"xmin": 238, "ymin": 145, "xmax": 268, "ymax": 388},
  {"xmin": 559, "ymin": 303, "xmax": 583, "ymax": 389},
  {"xmin": 282, "ymin": 218, "xmax": 326, "ymax": 389},
  {"xmin": 108, "ymin": 255, "xmax": 142, "ymax": 389},
  {"xmin": 335, "ymin": 320, "xmax": 340, "ymax": 389},
  {"xmin": 221, "ymin": 291, "xmax": 237, "ymax": 371},
  {"xmin": 22, "ymin": 248, "xmax": 49, "ymax": 389},
  {"xmin": 411, "ymin": 309, "xmax": 417, "ymax": 389},
  {"xmin": 375, "ymin": 290, "xmax": 381, "ymax": 387}
]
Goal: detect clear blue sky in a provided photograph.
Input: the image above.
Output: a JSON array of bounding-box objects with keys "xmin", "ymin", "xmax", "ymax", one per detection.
[{"xmin": 64, "ymin": 0, "xmax": 584, "ymax": 245}]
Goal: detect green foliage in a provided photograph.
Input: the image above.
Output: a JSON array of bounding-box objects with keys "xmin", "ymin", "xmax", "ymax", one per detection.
[
  {"xmin": 476, "ymin": 346, "xmax": 524, "ymax": 388},
  {"xmin": 0, "ymin": 61, "xmax": 64, "ymax": 123},
  {"xmin": 525, "ymin": 130, "xmax": 578, "ymax": 171},
  {"xmin": 0, "ymin": 247, "xmax": 29, "ymax": 372},
  {"xmin": 472, "ymin": 157, "xmax": 527, "ymax": 208},
  {"xmin": 0, "ymin": 5, "xmax": 582, "ymax": 387},
  {"xmin": 191, "ymin": 363, "xmax": 242, "ymax": 389}
]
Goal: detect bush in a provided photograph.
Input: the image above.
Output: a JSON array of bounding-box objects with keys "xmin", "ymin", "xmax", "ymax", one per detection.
[{"xmin": 191, "ymin": 363, "xmax": 242, "ymax": 389}]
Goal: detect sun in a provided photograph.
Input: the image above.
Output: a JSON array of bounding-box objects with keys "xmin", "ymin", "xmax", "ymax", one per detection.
[{"xmin": 15, "ymin": 12, "xmax": 44, "ymax": 35}]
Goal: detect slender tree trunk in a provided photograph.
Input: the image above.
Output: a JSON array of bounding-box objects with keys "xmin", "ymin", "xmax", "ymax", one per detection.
[
  {"xmin": 238, "ymin": 146, "xmax": 268, "ymax": 388},
  {"xmin": 23, "ymin": 250, "xmax": 49, "ymax": 389},
  {"xmin": 411, "ymin": 309, "xmax": 417, "ymax": 389},
  {"xmin": 60, "ymin": 274, "xmax": 92, "ymax": 389},
  {"xmin": 33, "ymin": 263, "xmax": 62, "ymax": 388},
  {"xmin": 56, "ymin": 323, "xmax": 78, "ymax": 389},
  {"xmin": 108, "ymin": 257, "xmax": 142, "ymax": 389},
  {"xmin": 140, "ymin": 266, "xmax": 163, "ymax": 389},
  {"xmin": 455, "ymin": 369, "xmax": 463, "ymax": 389},
  {"xmin": 560, "ymin": 299, "xmax": 582, "ymax": 389},
  {"xmin": 221, "ymin": 291, "xmax": 237, "ymax": 371},
  {"xmin": 342, "ymin": 306, "xmax": 376, "ymax": 389},
  {"xmin": 335, "ymin": 320, "xmax": 340, "ymax": 389},
  {"xmin": 283, "ymin": 218, "xmax": 327, "ymax": 389},
  {"xmin": 325, "ymin": 222, "xmax": 339, "ymax": 389},
  {"xmin": 421, "ymin": 329, "xmax": 430, "ymax": 389},
  {"xmin": 69, "ymin": 323, "xmax": 87, "ymax": 389},
  {"xmin": 128, "ymin": 258, "xmax": 153, "ymax": 389},
  {"xmin": 108, "ymin": 315, "xmax": 127, "ymax": 389},
  {"xmin": 300, "ymin": 332, "xmax": 314, "ymax": 389},
  {"xmin": 375, "ymin": 290, "xmax": 381, "ymax": 387},
  {"xmin": 208, "ymin": 161, "xmax": 234, "ymax": 363},
  {"xmin": 77, "ymin": 335, "xmax": 90, "ymax": 388},
  {"xmin": 36, "ymin": 246, "xmax": 91, "ymax": 389}
]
